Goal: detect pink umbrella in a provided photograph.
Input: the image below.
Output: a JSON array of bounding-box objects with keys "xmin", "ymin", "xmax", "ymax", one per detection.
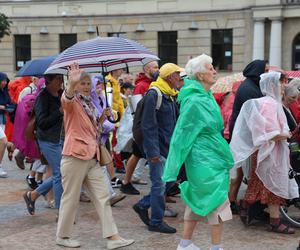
[{"xmin": 211, "ymin": 72, "xmax": 245, "ymax": 93}]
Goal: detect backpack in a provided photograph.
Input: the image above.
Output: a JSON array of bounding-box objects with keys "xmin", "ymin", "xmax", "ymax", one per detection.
[
  {"xmin": 132, "ymin": 86, "xmax": 162, "ymax": 155},
  {"xmin": 13, "ymin": 91, "xmax": 40, "ymax": 159}
]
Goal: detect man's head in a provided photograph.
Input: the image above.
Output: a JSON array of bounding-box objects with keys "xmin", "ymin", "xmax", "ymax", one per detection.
[
  {"xmin": 44, "ymin": 74, "xmax": 64, "ymax": 93},
  {"xmin": 0, "ymin": 72, "xmax": 8, "ymax": 89},
  {"xmin": 159, "ymin": 63, "xmax": 184, "ymax": 89},
  {"xmin": 121, "ymin": 73, "xmax": 134, "ymax": 84},
  {"xmin": 121, "ymin": 82, "xmax": 134, "ymax": 96},
  {"xmin": 143, "ymin": 61, "xmax": 159, "ymax": 80},
  {"xmin": 110, "ymin": 68, "xmax": 124, "ymax": 80}
]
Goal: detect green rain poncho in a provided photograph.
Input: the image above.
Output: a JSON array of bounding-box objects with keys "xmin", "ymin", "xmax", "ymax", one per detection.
[{"xmin": 162, "ymin": 78, "xmax": 234, "ymax": 216}]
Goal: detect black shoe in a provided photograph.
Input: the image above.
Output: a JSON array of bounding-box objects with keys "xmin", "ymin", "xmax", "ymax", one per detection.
[
  {"xmin": 230, "ymin": 201, "xmax": 240, "ymax": 215},
  {"xmin": 166, "ymin": 183, "xmax": 180, "ymax": 197},
  {"xmin": 133, "ymin": 203, "xmax": 150, "ymax": 226},
  {"xmin": 115, "ymin": 167, "xmax": 126, "ymax": 174},
  {"xmin": 26, "ymin": 175, "xmax": 38, "ymax": 190},
  {"xmin": 148, "ymin": 221, "xmax": 176, "ymax": 234},
  {"xmin": 120, "ymin": 182, "xmax": 140, "ymax": 195}
]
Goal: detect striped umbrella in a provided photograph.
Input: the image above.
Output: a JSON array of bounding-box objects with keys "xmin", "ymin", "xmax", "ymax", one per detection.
[
  {"xmin": 45, "ymin": 37, "xmax": 159, "ymax": 74},
  {"xmin": 285, "ymin": 70, "xmax": 300, "ymax": 79}
]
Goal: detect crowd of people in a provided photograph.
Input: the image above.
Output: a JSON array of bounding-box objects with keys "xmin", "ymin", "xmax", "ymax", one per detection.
[{"xmin": 0, "ymin": 53, "xmax": 300, "ymax": 250}]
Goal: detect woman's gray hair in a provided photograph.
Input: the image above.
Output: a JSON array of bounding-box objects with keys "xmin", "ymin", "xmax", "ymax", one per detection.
[
  {"xmin": 80, "ymin": 71, "xmax": 91, "ymax": 81},
  {"xmin": 185, "ymin": 54, "xmax": 213, "ymax": 79},
  {"xmin": 285, "ymin": 78, "xmax": 300, "ymax": 97}
]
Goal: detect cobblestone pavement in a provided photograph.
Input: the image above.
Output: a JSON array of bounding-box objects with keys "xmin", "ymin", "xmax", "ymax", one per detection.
[{"xmin": 0, "ymin": 152, "xmax": 299, "ymax": 250}]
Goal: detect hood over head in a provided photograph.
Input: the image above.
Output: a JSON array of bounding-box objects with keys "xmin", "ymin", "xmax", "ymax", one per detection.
[
  {"xmin": 243, "ymin": 60, "xmax": 267, "ymax": 84},
  {"xmin": 259, "ymin": 71, "xmax": 282, "ymax": 102}
]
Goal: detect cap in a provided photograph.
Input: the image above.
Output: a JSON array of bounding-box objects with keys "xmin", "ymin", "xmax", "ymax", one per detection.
[
  {"xmin": 121, "ymin": 82, "xmax": 134, "ymax": 89},
  {"xmin": 0, "ymin": 72, "xmax": 8, "ymax": 82},
  {"xmin": 159, "ymin": 63, "xmax": 184, "ymax": 79}
]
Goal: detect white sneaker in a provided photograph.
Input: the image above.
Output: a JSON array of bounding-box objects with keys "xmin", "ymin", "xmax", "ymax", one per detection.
[
  {"xmin": 107, "ymin": 238, "xmax": 135, "ymax": 249},
  {"xmin": 177, "ymin": 243, "xmax": 200, "ymax": 250},
  {"xmin": 56, "ymin": 237, "xmax": 81, "ymax": 248},
  {"xmin": 0, "ymin": 167, "xmax": 7, "ymax": 178},
  {"xmin": 44, "ymin": 199, "xmax": 55, "ymax": 208}
]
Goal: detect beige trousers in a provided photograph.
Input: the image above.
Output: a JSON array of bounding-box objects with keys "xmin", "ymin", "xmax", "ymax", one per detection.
[{"xmin": 56, "ymin": 155, "xmax": 118, "ymax": 238}]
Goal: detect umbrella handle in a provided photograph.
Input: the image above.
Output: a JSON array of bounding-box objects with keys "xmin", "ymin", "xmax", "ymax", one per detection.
[{"xmin": 107, "ymin": 112, "xmax": 121, "ymax": 123}]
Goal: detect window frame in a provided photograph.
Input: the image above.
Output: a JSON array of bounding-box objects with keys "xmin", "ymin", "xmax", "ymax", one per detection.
[
  {"xmin": 158, "ymin": 31, "xmax": 178, "ymax": 66},
  {"xmin": 59, "ymin": 33, "xmax": 77, "ymax": 52},
  {"xmin": 292, "ymin": 33, "xmax": 300, "ymax": 70},
  {"xmin": 14, "ymin": 34, "xmax": 31, "ymax": 71},
  {"xmin": 211, "ymin": 29, "xmax": 233, "ymax": 72}
]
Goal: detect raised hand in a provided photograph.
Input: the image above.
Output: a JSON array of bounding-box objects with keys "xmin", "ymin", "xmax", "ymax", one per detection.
[{"xmin": 68, "ymin": 63, "xmax": 83, "ymax": 87}]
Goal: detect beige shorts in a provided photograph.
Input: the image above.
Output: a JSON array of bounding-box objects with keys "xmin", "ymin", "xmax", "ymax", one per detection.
[{"xmin": 184, "ymin": 198, "xmax": 232, "ymax": 225}]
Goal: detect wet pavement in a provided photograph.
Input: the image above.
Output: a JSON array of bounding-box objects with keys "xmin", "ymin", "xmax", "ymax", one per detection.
[{"xmin": 0, "ymin": 151, "xmax": 299, "ymax": 250}]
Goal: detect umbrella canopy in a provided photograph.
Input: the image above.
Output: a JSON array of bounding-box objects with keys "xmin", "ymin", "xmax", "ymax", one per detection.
[
  {"xmin": 211, "ymin": 72, "xmax": 245, "ymax": 93},
  {"xmin": 45, "ymin": 37, "xmax": 159, "ymax": 74},
  {"xmin": 16, "ymin": 55, "xmax": 57, "ymax": 77},
  {"xmin": 285, "ymin": 70, "xmax": 300, "ymax": 79}
]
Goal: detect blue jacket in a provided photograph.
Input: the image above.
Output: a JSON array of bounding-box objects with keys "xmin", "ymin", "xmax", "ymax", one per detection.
[
  {"xmin": 141, "ymin": 89, "xmax": 178, "ymax": 158},
  {"xmin": 0, "ymin": 85, "xmax": 12, "ymax": 124}
]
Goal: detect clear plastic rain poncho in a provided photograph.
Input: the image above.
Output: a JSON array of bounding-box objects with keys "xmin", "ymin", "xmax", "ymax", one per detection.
[{"xmin": 230, "ymin": 71, "xmax": 298, "ymax": 199}]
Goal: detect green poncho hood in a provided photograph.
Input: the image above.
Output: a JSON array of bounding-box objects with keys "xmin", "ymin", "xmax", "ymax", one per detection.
[{"xmin": 163, "ymin": 78, "xmax": 234, "ymax": 216}]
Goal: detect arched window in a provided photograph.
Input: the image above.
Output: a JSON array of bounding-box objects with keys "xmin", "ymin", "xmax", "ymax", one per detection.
[{"xmin": 292, "ymin": 33, "xmax": 300, "ymax": 70}]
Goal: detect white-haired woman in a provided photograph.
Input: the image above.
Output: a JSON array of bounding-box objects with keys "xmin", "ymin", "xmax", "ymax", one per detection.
[
  {"xmin": 283, "ymin": 78, "xmax": 300, "ymax": 131},
  {"xmin": 283, "ymin": 78, "xmax": 300, "ymax": 171},
  {"xmin": 230, "ymin": 71, "xmax": 298, "ymax": 234},
  {"xmin": 56, "ymin": 63, "xmax": 134, "ymax": 249},
  {"xmin": 163, "ymin": 54, "xmax": 234, "ymax": 250}
]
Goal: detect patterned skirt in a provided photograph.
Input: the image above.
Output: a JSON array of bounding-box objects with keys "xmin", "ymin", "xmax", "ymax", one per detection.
[{"xmin": 244, "ymin": 152, "xmax": 286, "ymax": 205}]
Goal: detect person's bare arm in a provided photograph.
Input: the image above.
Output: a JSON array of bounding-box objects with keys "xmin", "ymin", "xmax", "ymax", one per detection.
[{"xmin": 272, "ymin": 133, "xmax": 291, "ymax": 141}]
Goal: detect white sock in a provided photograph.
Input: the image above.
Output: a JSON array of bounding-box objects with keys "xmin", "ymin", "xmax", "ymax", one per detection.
[{"xmin": 180, "ymin": 239, "xmax": 192, "ymax": 248}]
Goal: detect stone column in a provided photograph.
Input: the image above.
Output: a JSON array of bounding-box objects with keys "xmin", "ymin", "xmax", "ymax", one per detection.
[
  {"xmin": 269, "ymin": 17, "xmax": 283, "ymax": 68},
  {"xmin": 252, "ymin": 18, "xmax": 265, "ymax": 60}
]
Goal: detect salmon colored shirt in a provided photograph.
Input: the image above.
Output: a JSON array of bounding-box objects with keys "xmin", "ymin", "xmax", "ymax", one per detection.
[{"xmin": 61, "ymin": 93, "xmax": 100, "ymax": 161}]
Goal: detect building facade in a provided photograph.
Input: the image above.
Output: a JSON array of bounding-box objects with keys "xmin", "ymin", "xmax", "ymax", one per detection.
[{"xmin": 0, "ymin": 0, "xmax": 299, "ymax": 78}]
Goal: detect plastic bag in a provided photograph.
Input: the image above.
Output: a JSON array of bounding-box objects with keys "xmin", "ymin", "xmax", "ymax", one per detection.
[{"xmin": 115, "ymin": 106, "xmax": 133, "ymax": 153}]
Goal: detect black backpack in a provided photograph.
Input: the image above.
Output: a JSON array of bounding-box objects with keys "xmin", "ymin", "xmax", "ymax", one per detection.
[{"xmin": 132, "ymin": 86, "xmax": 162, "ymax": 155}]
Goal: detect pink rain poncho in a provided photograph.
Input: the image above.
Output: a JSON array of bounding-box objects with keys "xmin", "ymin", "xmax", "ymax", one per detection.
[
  {"xmin": 13, "ymin": 78, "xmax": 45, "ymax": 158},
  {"xmin": 230, "ymin": 72, "xmax": 298, "ymax": 199}
]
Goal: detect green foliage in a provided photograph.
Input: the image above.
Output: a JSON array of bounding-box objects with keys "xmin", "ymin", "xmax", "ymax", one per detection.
[{"xmin": 0, "ymin": 13, "xmax": 12, "ymax": 41}]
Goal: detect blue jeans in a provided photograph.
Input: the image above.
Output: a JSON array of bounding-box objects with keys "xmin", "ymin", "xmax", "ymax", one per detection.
[
  {"xmin": 36, "ymin": 140, "xmax": 63, "ymax": 209},
  {"xmin": 137, "ymin": 156, "xmax": 166, "ymax": 226}
]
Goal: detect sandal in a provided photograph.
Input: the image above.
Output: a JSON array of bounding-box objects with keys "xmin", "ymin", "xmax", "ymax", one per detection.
[
  {"xmin": 23, "ymin": 191, "xmax": 35, "ymax": 215},
  {"xmin": 8, "ymin": 151, "xmax": 13, "ymax": 161},
  {"xmin": 6, "ymin": 144, "xmax": 14, "ymax": 161},
  {"xmin": 267, "ymin": 222, "xmax": 295, "ymax": 234}
]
